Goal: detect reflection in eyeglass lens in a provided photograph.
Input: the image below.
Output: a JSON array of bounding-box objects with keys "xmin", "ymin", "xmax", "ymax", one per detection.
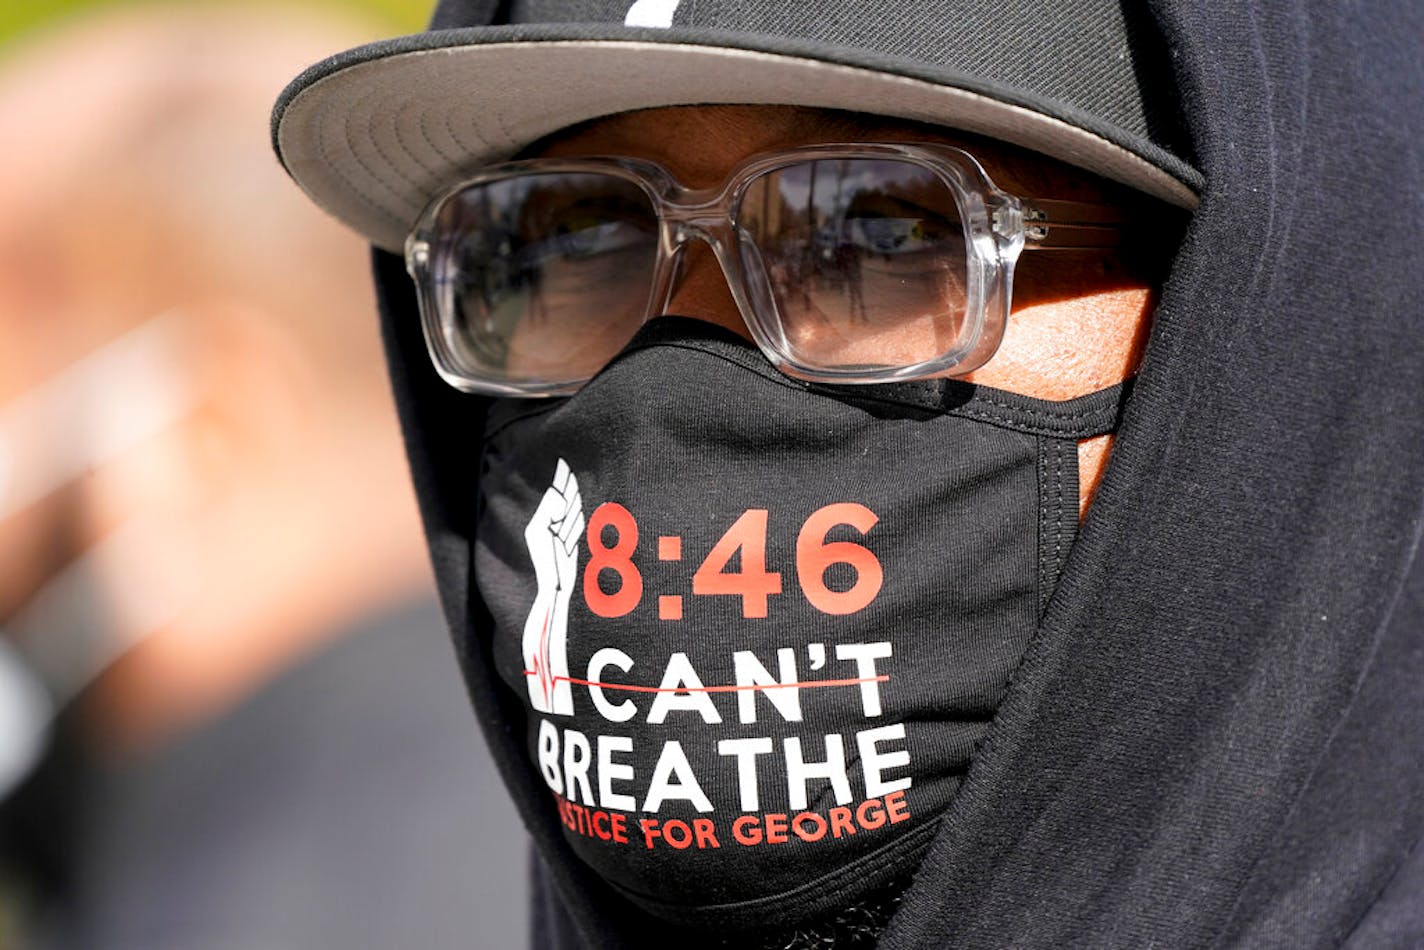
[
  {"xmin": 741, "ymin": 159, "xmax": 970, "ymax": 370},
  {"xmin": 437, "ymin": 173, "xmax": 659, "ymax": 383}
]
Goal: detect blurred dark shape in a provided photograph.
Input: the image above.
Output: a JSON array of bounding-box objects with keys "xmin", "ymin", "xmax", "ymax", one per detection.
[{"xmin": 0, "ymin": 6, "xmax": 528, "ymax": 948}]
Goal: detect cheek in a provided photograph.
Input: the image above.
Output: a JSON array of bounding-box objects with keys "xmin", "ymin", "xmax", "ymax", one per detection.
[{"xmin": 967, "ymin": 285, "xmax": 1152, "ymax": 399}]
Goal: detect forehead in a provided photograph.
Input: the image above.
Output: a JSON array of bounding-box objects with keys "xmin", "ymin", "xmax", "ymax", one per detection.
[{"xmin": 528, "ymin": 104, "xmax": 1125, "ymax": 201}]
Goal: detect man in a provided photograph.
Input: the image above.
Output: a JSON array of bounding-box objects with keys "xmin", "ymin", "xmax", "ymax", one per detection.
[
  {"xmin": 273, "ymin": 2, "xmax": 1424, "ymax": 947},
  {"xmin": 0, "ymin": 7, "xmax": 526, "ymax": 947}
]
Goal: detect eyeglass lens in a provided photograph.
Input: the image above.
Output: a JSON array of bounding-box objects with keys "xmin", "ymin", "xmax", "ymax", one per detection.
[
  {"xmin": 739, "ymin": 159, "xmax": 970, "ymax": 371},
  {"xmin": 433, "ymin": 172, "xmax": 659, "ymax": 386},
  {"xmin": 433, "ymin": 160, "xmax": 972, "ymax": 387}
]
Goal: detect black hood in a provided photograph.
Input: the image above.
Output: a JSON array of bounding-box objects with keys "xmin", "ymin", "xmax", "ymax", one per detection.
[{"xmin": 370, "ymin": 1, "xmax": 1424, "ymax": 946}]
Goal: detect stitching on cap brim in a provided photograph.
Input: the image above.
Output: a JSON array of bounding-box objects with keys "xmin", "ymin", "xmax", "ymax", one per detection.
[{"xmin": 276, "ymin": 40, "xmax": 1202, "ymax": 253}]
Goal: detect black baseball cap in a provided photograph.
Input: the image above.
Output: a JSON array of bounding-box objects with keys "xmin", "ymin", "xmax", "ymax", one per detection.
[{"xmin": 272, "ymin": 0, "xmax": 1202, "ymax": 253}]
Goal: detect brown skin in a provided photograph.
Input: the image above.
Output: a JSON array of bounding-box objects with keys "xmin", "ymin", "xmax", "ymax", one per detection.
[{"xmin": 532, "ymin": 105, "xmax": 1162, "ymax": 513}]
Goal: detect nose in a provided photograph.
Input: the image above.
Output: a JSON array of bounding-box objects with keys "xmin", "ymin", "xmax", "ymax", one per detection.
[{"xmin": 661, "ymin": 239, "xmax": 754, "ymax": 341}]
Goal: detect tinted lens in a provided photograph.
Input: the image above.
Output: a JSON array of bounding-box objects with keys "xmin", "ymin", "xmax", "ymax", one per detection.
[
  {"xmin": 739, "ymin": 159, "xmax": 970, "ymax": 371},
  {"xmin": 431, "ymin": 172, "xmax": 658, "ymax": 386}
]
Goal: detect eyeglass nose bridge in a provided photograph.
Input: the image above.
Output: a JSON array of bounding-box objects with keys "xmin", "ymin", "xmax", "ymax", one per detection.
[{"xmin": 648, "ymin": 208, "xmax": 745, "ymax": 318}]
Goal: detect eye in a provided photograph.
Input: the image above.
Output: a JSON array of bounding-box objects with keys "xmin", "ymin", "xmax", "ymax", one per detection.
[
  {"xmin": 548, "ymin": 217, "xmax": 649, "ymax": 259},
  {"xmin": 844, "ymin": 215, "xmax": 947, "ymax": 254},
  {"xmin": 532, "ymin": 193, "xmax": 656, "ymax": 259},
  {"xmin": 836, "ymin": 194, "xmax": 955, "ymax": 256}
]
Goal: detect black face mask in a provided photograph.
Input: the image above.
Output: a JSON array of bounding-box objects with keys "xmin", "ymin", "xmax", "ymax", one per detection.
[{"xmin": 474, "ymin": 318, "xmax": 1128, "ymax": 929}]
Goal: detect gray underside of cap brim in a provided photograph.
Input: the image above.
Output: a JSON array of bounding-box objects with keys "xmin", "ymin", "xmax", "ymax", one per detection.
[{"xmin": 276, "ymin": 38, "xmax": 1202, "ymax": 253}]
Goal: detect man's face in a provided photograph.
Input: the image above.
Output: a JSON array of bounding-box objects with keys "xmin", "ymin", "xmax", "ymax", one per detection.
[
  {"xmin": 471, "ymin": 109, "xmax": 1171, "ymax": 928},
  {"xmin": 527, "ymin": 104, "xmax": 1160, "ymax": 509}
]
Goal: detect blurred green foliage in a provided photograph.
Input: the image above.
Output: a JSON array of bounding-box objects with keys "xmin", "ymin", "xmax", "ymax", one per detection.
[{"xmin": 0, "ymin": 0, "xmax": 430, "ymax": 48}]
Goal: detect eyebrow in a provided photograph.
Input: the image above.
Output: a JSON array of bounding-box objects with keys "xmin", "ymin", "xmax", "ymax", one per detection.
[
  {"xmin": 845, "ymin": 192, "xmax": 951, "ymax": 219},
  {"xmin": 700, "ymin": 105, "xmax": 867, "ymax": 143}
]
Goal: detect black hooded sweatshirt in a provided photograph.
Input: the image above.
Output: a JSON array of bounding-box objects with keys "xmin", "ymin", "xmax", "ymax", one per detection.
[{"xmin": 367, "ymin": 2, "xmax": 1424, "ymax": 946}]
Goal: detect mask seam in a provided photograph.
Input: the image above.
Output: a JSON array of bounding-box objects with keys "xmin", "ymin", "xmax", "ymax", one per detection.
[
  {"xmin": 602, "ymin": 813, "xmax": 941, "ymax": 925},
  {"xmin": 942, "ymin": 403, "xmax": 1117, "ymax": 440},
  {"xmin": 482, "ymin": 400, "xmax": 565, "ymax": 442},
  {"xmin": 1048, "ymin": 438, "xmax": 1059, "ymax": 618},
  {"xmin": 1037, "ymin": 438, "xmax": 1080, "ymax": 615},
  {"xmin": 822, "ymin": 389, "xmax": 1122, "ymax": 434},
  {"xmin": 577, "ymin": 334, "xmax": 1126, "ymax": 438}
]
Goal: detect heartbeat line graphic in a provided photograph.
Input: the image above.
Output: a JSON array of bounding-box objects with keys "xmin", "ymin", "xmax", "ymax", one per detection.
[
  {"xmin": 520, "ymin": 672, "xmax": 889, "ymax": 694},
  {"xmin": 535, "ymin": 609, "xmax": 553, "ymax": 705}
]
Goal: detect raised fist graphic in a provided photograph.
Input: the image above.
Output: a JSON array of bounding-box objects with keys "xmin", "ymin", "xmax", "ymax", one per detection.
[{"xmin": 522, "ymin": 458, "xmax": 584, "ymax": 715}]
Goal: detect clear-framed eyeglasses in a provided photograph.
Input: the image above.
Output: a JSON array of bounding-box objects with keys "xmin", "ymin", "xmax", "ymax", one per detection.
[{"xmin": 404, "ymin": 142, "xmax": 1127, "ymax": 397}]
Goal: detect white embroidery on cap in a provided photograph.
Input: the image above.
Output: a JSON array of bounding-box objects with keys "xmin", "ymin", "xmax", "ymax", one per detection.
[{"xmin": 624, "ymin": 0, "xmax": 680, "ymax": 28}]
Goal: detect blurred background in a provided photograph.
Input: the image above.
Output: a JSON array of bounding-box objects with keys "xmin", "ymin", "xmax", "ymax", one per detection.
[{"xmin": 0, "ymin": 2, "xmax": 528, "ymax": 947}]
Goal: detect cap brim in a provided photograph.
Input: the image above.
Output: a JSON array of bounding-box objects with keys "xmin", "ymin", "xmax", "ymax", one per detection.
[{"xmin": 273, "ymin": 24, "xmax": 1202, "ymax": 253}]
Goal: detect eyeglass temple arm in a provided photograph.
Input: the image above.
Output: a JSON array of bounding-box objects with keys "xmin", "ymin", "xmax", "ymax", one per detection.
[{"xmin": 1017, "ymin": 198, "xmax": 1128, "ymax": 250}]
